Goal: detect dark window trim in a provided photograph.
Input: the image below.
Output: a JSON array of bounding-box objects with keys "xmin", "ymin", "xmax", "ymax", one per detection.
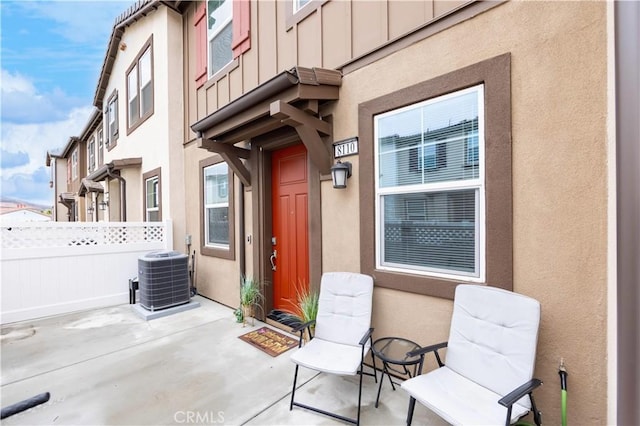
[
  {"xmin": 126, "ymin": 35, "xmax": 154, "ymax": 135},
  {"xmin": 358, "ymin": 53, "xmax": 512, "ymax": 300},
  {"xmin": 199, "ymin": 156, "xmax": 236, "ymax": 260},
  {"xmin": 105, "ymin": 90, "xmax": 119, "ymax": 151},
  {"xmin": 284, "ymin": 0, "xmax": 328, "ymax": 31},
  {"xmin": 142, "ymin": 167, "xmax": 162, "ymax": 222}
]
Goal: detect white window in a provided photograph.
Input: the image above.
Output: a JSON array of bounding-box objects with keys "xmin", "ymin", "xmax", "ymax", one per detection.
[
  {"xmin": 204, "ymin": 162, "xmax": 229, "ymax": 247},
  {"xmin": 126, "ymin": 40, "xmax": 153, "ymax": 130},
  {"xmin": 294, "ymin": 0, "xmax": 311, "ymax": 12},
  {"xmin": 97, "ymin": 129, "xmax": 104, "ymax": 166},
  {"xmin": 88, "ymin": 136, "xmax": 96, "ymax": 173},
  {"xmin": 207, "ymin": 0, "xmax": 233, "ymax": 77},
  {"xmin": 374, "ymin": 85, "xmax": 485, "ymax": 281},
  {"xmin": 145, "ymin": 176, "xmax": 160, "ymax": 221},
  {"xmin": 71, "ymin": 148, "xmax": 78, "ymax": 180},
  {"xmin": 106, "ymin": 94, "xmax": 118, "ymax": 147}
]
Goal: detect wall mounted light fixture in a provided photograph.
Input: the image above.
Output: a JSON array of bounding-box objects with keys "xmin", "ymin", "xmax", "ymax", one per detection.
[
  {"xmin": 98, "ymin": 200, "xmax": 109, "ymax": 211},
  {"xmin": 330, "ymin": 161, "xmax": 352, "ymax": 189}
]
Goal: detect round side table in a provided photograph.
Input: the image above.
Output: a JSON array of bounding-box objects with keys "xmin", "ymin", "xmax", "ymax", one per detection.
[{"xmin": 371, "ymin": 337, "xmax": 422, "ymax": 408}]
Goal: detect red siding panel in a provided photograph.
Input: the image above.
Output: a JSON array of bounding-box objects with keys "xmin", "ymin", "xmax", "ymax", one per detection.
[
  {"xmin": 232, "ymin": 0, "xmax": 251, "ymax": 58},
  {"xmin": 194, "ymin": 2, "xmax": 207, "ymax": 88}
]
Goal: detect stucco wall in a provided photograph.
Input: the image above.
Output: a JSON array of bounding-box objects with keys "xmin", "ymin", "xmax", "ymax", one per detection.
[
  {"xmin": 323, "ymin": 1, "xmax": 608, "ymax": 424},
  {"xmin": 183, "ymin": 145, "xmax": 242, "ymax": 310}
]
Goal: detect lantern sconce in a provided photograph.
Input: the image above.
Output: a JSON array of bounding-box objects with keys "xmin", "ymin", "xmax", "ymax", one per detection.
[
  {"xmin": 98, "ymin": 200, "xmax": 109, "ymax": 211},
  {"xmin": 330, "ymin": 161, "xmax": 352, "ymax": 189}
]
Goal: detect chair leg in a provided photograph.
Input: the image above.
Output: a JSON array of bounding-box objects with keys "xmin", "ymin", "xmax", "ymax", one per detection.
[
  {"xmin": 356, "ymin": 361, "xmax": 365, "ymax": 426},
  {"xmin": 530, "ymin": 393, "xmax": 542, "ymax": 426},
  {"xmin": 406, "ymin": 396, "xmax": 416, "ymax": 426},
  {"xmin": 290, "ymin": 365, "xmax": 300, "ymax": 411}
]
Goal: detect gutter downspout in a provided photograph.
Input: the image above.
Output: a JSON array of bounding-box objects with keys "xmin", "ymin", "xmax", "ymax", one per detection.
[
  {"xmin": 106, "ymin": 166, "xmax": 127, "ymax": 221},
  {"xmin": 239, "ymin": 181, "xmax": 246, "ymax": 282}
]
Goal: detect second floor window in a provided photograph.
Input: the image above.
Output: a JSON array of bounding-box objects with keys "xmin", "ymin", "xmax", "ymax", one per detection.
[
  {"xmin": 71, "ymin": 148, "xmax": 78, "ymax": 180},
  {"xmin": 105, "ymin": 91, "xmax": 118, "ymax": 148},
  {"xmin": 294, "ymin": 0, "xmax": 311, "ymax": 12},
  {"xmin": 97, "ymin": 129, "xmax": 104, "ymax": 166},
  {"xmin": 207, "ymin": 0, "xmax": 232, "ymax": 77},
  {"xmin": 88, "ymin": 137, "xmax": 96, "ymax": 173},
  {"xmin": 126, "ymin": 37, "xmax": 154, "ymax": 132}
]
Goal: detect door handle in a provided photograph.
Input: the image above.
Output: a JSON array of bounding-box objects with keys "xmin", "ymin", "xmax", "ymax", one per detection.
[{"xmin": 270, "ymin": 250, "xmax": 277, "ymax": 271}]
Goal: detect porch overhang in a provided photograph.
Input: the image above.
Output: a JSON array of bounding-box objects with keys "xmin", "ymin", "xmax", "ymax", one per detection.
[
  {"xmin": 78, "ymin": 179, "xmax": 105, "ymax": 197},
  {"xmin": 86, "ymin": 158, "xmax": 143, "ymax": 182},
  {"xmin": 59, "ymin": 192, "xmax": 75, "ymax": 209},
  {"xmin": 192, "ymin": 66, "xmax": 341, "ymax": 185}
]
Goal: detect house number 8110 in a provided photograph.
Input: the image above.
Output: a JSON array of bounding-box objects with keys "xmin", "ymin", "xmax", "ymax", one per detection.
[{"xmin": 333, "ymin": 137, "xmax": 358, "ymax": 158}]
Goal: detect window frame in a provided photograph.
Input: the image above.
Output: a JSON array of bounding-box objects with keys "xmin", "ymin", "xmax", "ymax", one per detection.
[
  {"xmin": 71, "ymin": 148, "xmax": 78, "ymax": 181},
  {"xmin": 285, "ymin": 0, "xmax": 328, "ymax": 30},
  {"xmin": 200, "ymin": 156, "xmax": 235, "ymax": 260},
  {"xmin": 143, "ymin": 168, "xmax": 161, "ymax": 222},
  {"xmin": 374, "ymin": 85, "xmax": 486, "ymax": 282},
  {"xmin": 97, "ymin": 128, "xmax": 104, "ymax": 166},
  {"xmin": 88, "ymin": 136, "xmax": 96, "ymax": 173},
  {"xmin": 206, "ymin": 0, "xmax": 233, "ymax": 79},
  {"xmin": 105, "ymin": 90, "xmax": 118, "ymax": 151},
  {"xmin": 358, "ymin": 53, "xmax": 513, "ymax": 299},
  {"xmin": 126, "ymin": 36, "xmax": 154, "ymax": 134}
]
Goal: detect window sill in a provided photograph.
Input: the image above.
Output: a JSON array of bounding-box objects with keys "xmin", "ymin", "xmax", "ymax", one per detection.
[{"xmin": 203, "ymin": 58, "xmax": 239, "ymax": 92}]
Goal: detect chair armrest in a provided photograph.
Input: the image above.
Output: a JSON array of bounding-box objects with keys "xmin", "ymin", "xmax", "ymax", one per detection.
[
  {"xmin": 498, "ymin": 378, "xmax": 543, "ymax": 408},
  {"xmin": 290, "ymin": 319, "xmax": 316, "ymax": 334},
  {"xmin": 407, "ymin": 341, "xmax": 448, "ymax": 358},
  {"xmin": 359, "ymin": 328, "xmax": 375, "ymax": 346}
]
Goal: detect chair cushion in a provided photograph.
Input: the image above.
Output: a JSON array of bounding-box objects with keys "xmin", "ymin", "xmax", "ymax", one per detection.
[
  {"xmin": 446, "ymin": 285, "xmax": 540, "ymax": 409},
  {"xmin": 314, "ymin": 272, "xmax": 373, "ymax": 346},
  {"xmin": 401, "ymin": 367, "xmax": 530, "ymax": 425},
  {"xmin": 290, "ymin": 337, "xmax": 368, "ymax": 376}
]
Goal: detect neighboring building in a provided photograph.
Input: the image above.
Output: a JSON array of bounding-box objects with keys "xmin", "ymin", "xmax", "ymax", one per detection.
[
  {"xmin": 86, "ymin": 0, "xmax": 185, "ymax": 242},
  {"xmin": 46, "ymin": 109, "xmax": 102, "ymax": 222},
  {"xmin": 0, "ymin": 208, "xmax": 51, "ymax": 223},
  {"xmin": 42, "ymin": 0, "xmax": 639, "ymax": 423},
  {"xmin": 45, "ymin": 135, "xmax": 86, "ymax": 222},
  {"xmin": 45, "ymin": 149, "xmax": 69, "ymax": 222}
]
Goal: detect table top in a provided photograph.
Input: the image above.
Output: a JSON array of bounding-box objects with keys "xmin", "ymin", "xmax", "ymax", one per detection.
[{"xmin": 372, "ymin": 337, "xmax": 422, "ymax": 365}]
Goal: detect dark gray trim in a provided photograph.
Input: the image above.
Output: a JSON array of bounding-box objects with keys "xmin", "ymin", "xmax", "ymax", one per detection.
[
  {"xmin": 615, "ymin": 1, "xmax": 640, "ymax": 423},
  {"xmin": 358, "ymin": 53, "xmax": 512, "ymax": 300}
]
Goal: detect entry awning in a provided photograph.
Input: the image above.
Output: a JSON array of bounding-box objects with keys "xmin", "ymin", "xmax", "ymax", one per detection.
[
  {"xmin": 78, "ymin": 178, "xmax": 105, "ymax": 197},
  {"xmin": 192, "ymin": 66, "xmax": 342, "ymax": 185},
  {"xmin": 59, "ymin": 192, "xmax": 75, "ymax": 209},
  {"xmin": 86, "ymin": 158, "xmax": 143, "ymax": 182}
]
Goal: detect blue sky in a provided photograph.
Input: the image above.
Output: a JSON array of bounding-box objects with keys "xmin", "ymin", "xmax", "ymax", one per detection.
[{"xmin": 1, "ymin": 0, "xmax": 133, "ymax": 206}]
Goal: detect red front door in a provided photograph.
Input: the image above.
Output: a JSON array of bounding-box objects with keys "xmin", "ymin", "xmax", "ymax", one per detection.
[{"xmin": 271, "ymin": 144, "xmax": 309, "ymax": 311}]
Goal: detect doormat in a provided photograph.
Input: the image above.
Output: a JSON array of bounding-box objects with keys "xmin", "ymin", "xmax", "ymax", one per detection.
[{"xmin": 238, "ymin": 327, "xmax": 298, "ymax": 357}]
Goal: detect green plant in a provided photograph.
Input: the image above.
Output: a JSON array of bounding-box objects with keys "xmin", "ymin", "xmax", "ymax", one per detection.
[
  {"xmin": 283, "ymin": 280, "xmax": 319, "ymax": 324},
  {"xmin": 233, "ymin": 307, "xmax": 244, "ymax": 323},
  {"xmin": 240, "ymin": 276, "xmax": 263, "ymax": 307}
]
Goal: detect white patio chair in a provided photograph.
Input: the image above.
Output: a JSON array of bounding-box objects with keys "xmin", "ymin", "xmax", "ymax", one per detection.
[
  {"xmin": 402, "ymin": 284, "xmax": 543, "ymax": 426},
  {"xmin": 289, "ymin": 272, "xmax": 377, "ymax": 425}
]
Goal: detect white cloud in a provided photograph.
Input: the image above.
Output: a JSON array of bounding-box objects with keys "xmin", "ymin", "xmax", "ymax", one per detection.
[
  {"xmin": 1, "ymin": 68, "xmax": 84, "ymax": 124},
  {"xmin": 0, "ymin": 104, "xmax": 94, "ymax": 205},
  {"xmin": 16, "ymin": 1, "xmax": 130, "ymax": 45}
]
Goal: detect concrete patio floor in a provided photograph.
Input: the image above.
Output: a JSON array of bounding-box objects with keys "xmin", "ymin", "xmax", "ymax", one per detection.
[{"xmin": 0, "ymin": 296, "xmax": 446, "ymax": 425}]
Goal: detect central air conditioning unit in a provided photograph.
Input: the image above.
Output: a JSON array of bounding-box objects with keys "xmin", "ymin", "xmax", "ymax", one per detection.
[{"xmin": 138, "ymin": 250, "xmax": 190, "ymax": 311}]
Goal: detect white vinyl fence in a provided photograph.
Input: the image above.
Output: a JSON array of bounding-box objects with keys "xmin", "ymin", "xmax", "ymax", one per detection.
[{"xmin": 1, "ymin": 220, "xmax": 173, "ymax": 324}]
